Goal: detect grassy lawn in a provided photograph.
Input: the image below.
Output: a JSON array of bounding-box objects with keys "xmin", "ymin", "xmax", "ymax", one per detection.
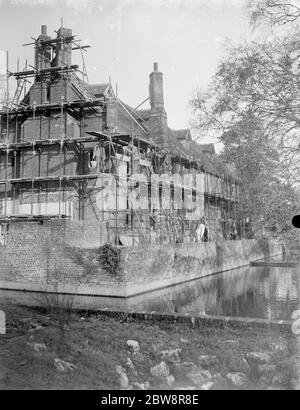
[{"xmin": 0, "ymin": 300, "xmax": 297, "ymax": 390}]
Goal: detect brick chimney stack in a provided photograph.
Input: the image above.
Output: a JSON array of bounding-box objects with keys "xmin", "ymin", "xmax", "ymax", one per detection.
[
  {"xmin": 52, "ymin": 26, "xmax": 72, "ymax": 67},
  {"xmin": 149, "ymin": 62, "xmax": 165, "ymax": 113},
  {"xmin": 148, "ymin": 62, "xmax": 168, "ymax": 146},
  {"xmin": 34, "ymin": 25, "xmax": 51, "ymax": 70}
]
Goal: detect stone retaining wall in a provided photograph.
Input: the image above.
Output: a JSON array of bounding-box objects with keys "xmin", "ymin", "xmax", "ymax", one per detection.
[{"xmin": 0, "ymin": 219, "xmax": 282, "ymax": 297}]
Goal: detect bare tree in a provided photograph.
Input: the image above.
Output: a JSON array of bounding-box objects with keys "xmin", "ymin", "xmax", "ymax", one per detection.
[
  {"xmin": 190, "ymin": 32, "xmax": 300, "ymax": 239},
  {"xmin": 248, "ymin": 0, "xmax": 300, "ymax": 27},
  {"xmin": 39, "ymin": 245, "xmax": 80, "ymax": 353},
  {"xmin": 42, "ymin": 268, "xmax": 79, "ymax": 348},
  {"xmin": 191, "ymin": 33, "xmax": 300, "ymax": 180}
]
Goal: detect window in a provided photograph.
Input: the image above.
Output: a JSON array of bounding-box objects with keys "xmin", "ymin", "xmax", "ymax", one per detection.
[
  {"xmin": 0, "ymin": 223, "xmax": 8, "ymax": 246},
  {"xmin": 46, "ymin": 84, "xmax": 51, "ymax": 103}
]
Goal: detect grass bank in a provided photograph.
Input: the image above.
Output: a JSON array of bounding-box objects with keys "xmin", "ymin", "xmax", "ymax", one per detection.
[{"xmin": 0, "ymin": 300, "xmax": 297, "ymax": 390}]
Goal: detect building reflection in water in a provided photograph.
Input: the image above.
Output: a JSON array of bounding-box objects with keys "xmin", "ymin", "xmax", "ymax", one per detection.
[{"xmin": 129, "ymin": 265, "xmax": 300, "ymax": 321}]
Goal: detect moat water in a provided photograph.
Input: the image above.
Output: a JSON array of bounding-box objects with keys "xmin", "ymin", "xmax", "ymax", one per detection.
[
  {"xmin": 1, "ymin": 257, "xmax": 299, "ymax": 321},
  {"xmin": 129, "ymin": 263, "xmax": 300, "ymax": 321}
]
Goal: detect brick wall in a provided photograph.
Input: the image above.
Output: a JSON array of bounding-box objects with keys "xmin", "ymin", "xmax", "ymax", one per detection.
[
  {"xmin": 0, "ymin": 218, "xmax": 282, "ymax": 298},
  {"xmin": 18, "ymin": 145, "xmax": 77, "ymax": 178},
  {"xmin": 0, "ymin": 219, "xmax": 121, "ymax": 291},
  {"xmin": 29, "ymin": 78, "xmax": 81, "ymax": 106},
  {"xmin": 21, "ymin": 112, "xmax": 80, "ymax": 141}
]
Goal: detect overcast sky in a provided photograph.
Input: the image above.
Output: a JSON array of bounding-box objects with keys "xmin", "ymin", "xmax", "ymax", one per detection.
[{"xmin": 0, "ymin": 0, "xmax": 258, "ymax": 144}]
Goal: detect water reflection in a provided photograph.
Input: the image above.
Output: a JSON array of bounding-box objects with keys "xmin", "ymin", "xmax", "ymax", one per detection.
[
  {"xmin": 0, "ymin": 264, "xmax": 299, "ymax": 320},
  {"xmin": 127, "ymin": 265, "xmax": 300, "ymax": 320}
]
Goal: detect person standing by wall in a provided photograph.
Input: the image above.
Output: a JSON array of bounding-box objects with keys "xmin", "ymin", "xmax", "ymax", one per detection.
[{"xmin": 196, "ymin": 217, "xmax": 208, "ymax": 242}]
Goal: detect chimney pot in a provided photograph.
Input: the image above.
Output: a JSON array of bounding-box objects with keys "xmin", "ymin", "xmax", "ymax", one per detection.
[
  {"xmin": 153, "ymin": 62, "xmax": 158, "ymax": 72},
  {"xmin": 41, "ymin": 25, "xmax": 47, "ymax": 36}
]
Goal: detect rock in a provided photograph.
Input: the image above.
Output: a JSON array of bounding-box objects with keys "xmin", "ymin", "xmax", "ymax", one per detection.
[
  {"xmin": 127, "ymin": 340, "xmax": 140, "ymax": 353},
  {"xmin": 19, "ymin": 360, "xmax": 28, "ymax": 366},
  {"xmin": 260, "ymin": 376, "xmax": 272, "ymax": 385},
  {"xmin": 198, "ymin": 355, "xmax": 219, "ymax": 367},
  {"xmin": 186, "ymin": 368, "xmax": 212, "ymax": 386},
  {"xmin": 132, "ymin": 352, "xmax": 145, "ymax": 363},
  {"xmin": 132, "ymin": 381, "xmax": 150, "ymax": 390},
  {"xmin": 33, "ymin": 343, "xmax": 47, "ymax": 352},
  {"xmin": 212, "ymin": 374, "xmax": 230, "ymax": 389},
  {"xmin": 272, "ymin": 375, "xmax": 286, "ymax": 385},
  {"xmin": 172, "ymin": 362, "xmax": 198, "ymax": 376},
  {"xmin": 258, "ymin": 364, "xmax": 277, "ymax": 375},
  {"xmin": 150, "ymin": 361, "xmax": 170, "ymax": 379},
  {"xmin": 29, "ymin": 325, "xmax": 44, "ymax": 333},
  {"xmin": 180, "ymin": 338, "xmax": 190, "ymax": 344},
  {"xmin": 224, "ymin": 340, "xmax": 239, "ymax": 345},
  {"xmin": 125, "ymin": 357, "xmax": 138, "ymax": 376},
  {"xmin": 91, "ymin": 258, "xmax": 98, "ymax": 267},
  {"xmin": 292, "ymin": 379, "xmax": 300, "ymax": 390},
  {"xmin": 228, "ymin": 357, "xmax": 250, "ymax": 374},
  {"xmin": 199, "ymin": 381, "xmax": 214, "ymax": 390},
  {"xmin": 159, "ymin": 348, "xmax": 181, "ymax": 363},
  {"xmin": 267, "ymin": 342, "xmax": 287, "ymax": 353},
  {"xmin": 19, "ymin": 317, "xmax": 32, "ymax": 324},
  {"xmin": 227, "ymin": 372, "xmax": 249, "ymax": 387},
  {"xmin": 30, "ymin": 322, "xmax": 41, "ymax": 329},
  {"xmin": 245, "ymin": 352, "xmax": 272, "ymax": 366},
  {"xmin": 116, "ymin": 365, "xmax": 129, "ymax": 389},
  {"xmin": 54, "ymin": 358, "xmax": 77, "ymax": 372},
  {"xmin": 166, "ymin": 375, "xmax": 175, "ymax": 386}
]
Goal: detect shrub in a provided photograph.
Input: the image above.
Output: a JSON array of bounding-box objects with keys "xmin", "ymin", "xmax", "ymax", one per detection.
[{"xmin": 98, "ymin": 243, "xmax": 121, "ymax": 275}]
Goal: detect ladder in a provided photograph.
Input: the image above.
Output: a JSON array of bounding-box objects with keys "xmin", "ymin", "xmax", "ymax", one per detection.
[
  {"xmin": 12, "ymin": 78, "xmax": 25, "ymax": 106},
  {"xmin": 69, "ymin": 72, "xmax": 95, "ymax": 102},
  {"xmin": 165, "ymin": 214, "xmax": 182, "ymax": 243},
  {"xmin": 210, "ymin": 205, "xmax": 226, "ymax": 240},
  {"xmin": 132, "ymin": 209, "xmax": 148, "ymax": 243}
]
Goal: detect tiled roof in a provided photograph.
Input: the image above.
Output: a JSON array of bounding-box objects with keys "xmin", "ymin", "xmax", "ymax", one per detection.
[
  {"xmin": 119, "ymin": 102, "xmax": 151, "ymax": 123},
  {"xmin": 82, "ymin": 81, "xmax": 236, "ymax": 179},
  {"xmin": 172, "ymin": 129, "xmax": 191, "ymax": 141},
  {"xmin": 180, "ymin": 140, "xmax": 217, "ymax": 173},
  {"xmin": 116, "ymin": 100, "xmax": 151, "ymax": 138},
  {"xmin": 87, "ymin": 83, "xmax": 110, "ymax": 97},
  {"xmin": 165, "ymin": 127, "xmax": 191, "ymax": 158},
  {"xmin": 135, "ymin": 109, "xmax": 151, "ymax": 120},
  {"xmin": 169, "ymin": 133, "xmax": 237, "ymax": 179}
]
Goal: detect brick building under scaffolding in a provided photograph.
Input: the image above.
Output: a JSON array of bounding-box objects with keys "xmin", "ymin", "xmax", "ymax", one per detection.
[{"xmin": 0, "ymin": 25, "xmax": 240, "ymax": 248}]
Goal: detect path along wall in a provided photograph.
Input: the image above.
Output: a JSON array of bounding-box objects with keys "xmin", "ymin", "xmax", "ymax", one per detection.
[{"xmin": 0, "ymin": 219, "xmax": 282, "ymax": 297}]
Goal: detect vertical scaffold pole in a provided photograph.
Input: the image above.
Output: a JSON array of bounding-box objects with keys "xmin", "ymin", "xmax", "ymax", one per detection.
[
  {"xmin": 4, "ymin": 145, "xmax": 8, "ymax": 217},
  {"xmin": 31, "ymin": 141, "xmax": 35, "ymax": 216},
  {"xmin": 59, "ymin": 177, "xmax": 62, "ymax": 217}
]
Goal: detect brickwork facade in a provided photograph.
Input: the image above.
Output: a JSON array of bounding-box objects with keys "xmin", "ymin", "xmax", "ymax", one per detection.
[{"xmin": 0, "ymin": 25, "xmax": 241, "ymax": 253}]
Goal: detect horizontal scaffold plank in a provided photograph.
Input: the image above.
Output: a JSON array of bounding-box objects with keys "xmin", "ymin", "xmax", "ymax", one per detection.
[
  {"xmin": 0, "ymin": 133, "xmax": 114, "ymax": 151},
  {"xmin": 0, "ymin": 174, "xmax": 99, "ymax": 184},
  {"xmin": 9, "ymin": 64, "xmax": 79, "ymax": 78},
  {"xmin": 0, "ymin": 99, "xmax": 105, "ymax": 115}
]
